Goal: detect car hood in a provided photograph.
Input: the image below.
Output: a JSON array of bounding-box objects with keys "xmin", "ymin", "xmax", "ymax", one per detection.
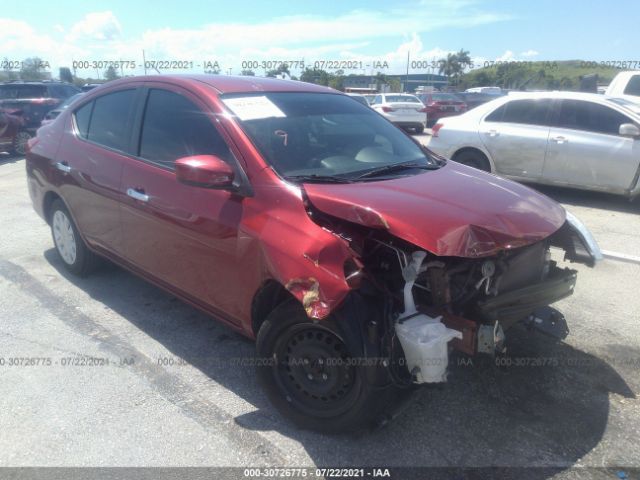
[{"xmin": 303, "ymin": 162, "xmax": 566, "ymax": 257}]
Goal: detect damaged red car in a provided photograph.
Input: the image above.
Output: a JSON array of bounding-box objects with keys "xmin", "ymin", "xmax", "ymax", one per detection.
[{"xmin": 26, "ymin": 75, "xmax": 601, "ymax": 433}]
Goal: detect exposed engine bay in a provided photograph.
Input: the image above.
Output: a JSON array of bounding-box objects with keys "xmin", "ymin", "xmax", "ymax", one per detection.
[{"xmin": 304, "ymin": 195, "xmax": 601, "ymax": 385}]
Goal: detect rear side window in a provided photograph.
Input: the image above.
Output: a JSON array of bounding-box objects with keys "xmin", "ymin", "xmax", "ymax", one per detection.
[
  {"xmin": 139, "ymin": 89, "xmax": 231, "ymax": 169},
  {"xmin": 624, "ymin": 75, "xmax": 640, "ymax": 96},
  {"xmin": 74, "ymin": 102, "xmax": 93, "ymax": 138},
  {"xmin": 87, "ymin": 90, "xmax": 136, "ymax": 151},
  {"xmin": 0, "ymin": 85, "xmax": 48, "ymax": 99},
  {"xmin": 486, "ymin": 99, "xmax": 551, "ymax": 126},
  {"xmin": 554, "ymin": 100, "xmax": 632, "ymax": 136}
]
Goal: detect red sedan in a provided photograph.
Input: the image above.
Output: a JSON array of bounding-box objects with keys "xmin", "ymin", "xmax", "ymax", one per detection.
[
  {"xmin": 417, "ymin": 92, "xmax": 468, "ymax": 127},
  {"xmin": 26, "ymin": 75, "xmax": 600, "ymax": 432}
]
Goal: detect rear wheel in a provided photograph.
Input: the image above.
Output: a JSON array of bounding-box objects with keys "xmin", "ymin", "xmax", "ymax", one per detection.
[
  {"xmin": 256, "ymin": 300, "xmax": 411, "ymax": 433},
  {"xmin": 12, "ymin": 130, "xmax": 32, "ymax": 156},
  {"xmin": 50, "ymin": 199, "xmax": 98, "ymax": 276},
  {"xmin": 453, "ymin": 149, "xmax": 491, "ymax": 172}
]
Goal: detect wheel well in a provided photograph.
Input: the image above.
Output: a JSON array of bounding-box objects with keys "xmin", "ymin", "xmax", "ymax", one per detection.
[
  {"xmin": 251, "ymin": 280, "xmax": 295, "ymax": 337},
  {"xmin": 452, "ymin": 147, "xmax": 492, "ymax": 172},
  {"xmin": 42, "ymin": 191, "xmax": 62, "ymax": 225}
]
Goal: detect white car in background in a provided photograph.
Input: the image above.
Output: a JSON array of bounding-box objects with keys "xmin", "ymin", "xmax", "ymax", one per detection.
[
  {"xmin": 370, "ymin": 93, "xmax": 427, "ymax": 133},
  {"xmin": 606, "ymin": 71, "xmax": 640, "ymax": 103},
  {"xmin": 428, "ymin": 91, "xmax": 640, "ymax": 198}
]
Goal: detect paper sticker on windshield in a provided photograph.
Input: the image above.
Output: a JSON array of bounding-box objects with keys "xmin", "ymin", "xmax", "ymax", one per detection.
[{"xmin": 222, "ymin": 96, "xmax": 286, "ymax": 121}]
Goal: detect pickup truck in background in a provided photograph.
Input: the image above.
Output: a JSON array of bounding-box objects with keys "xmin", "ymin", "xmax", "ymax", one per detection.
[{"xmin": 606, "ymin": 71, "xmax": 640, "ymax": 103}]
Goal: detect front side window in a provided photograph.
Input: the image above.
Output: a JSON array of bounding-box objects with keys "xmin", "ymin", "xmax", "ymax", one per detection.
[
  {"xmin": 223, "ymin": 92, "xmax": 439, "ymax": 182},
  {"xmin": 485, "ymin": 99, "xmax": 551, "ymax": 126},
  {"xmin": 555, "ymin": 100, "xmax": 631, "ymax": 136},
  {"xmin": 139, "ymin": 89, "xmax": 232, "ymax": 169},
  {"xmin": 82, "ymin": 89, "xmax": 136, "ymax": 151}
]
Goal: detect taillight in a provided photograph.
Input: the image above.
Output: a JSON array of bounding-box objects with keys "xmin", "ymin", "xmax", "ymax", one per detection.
[
  {"xmin": 381, "ymin": 106, "xmax": 395, "ymax": 112},
  {"xmin": 432, "ymin": 123, "xmax": 443, "ymax": 137}
]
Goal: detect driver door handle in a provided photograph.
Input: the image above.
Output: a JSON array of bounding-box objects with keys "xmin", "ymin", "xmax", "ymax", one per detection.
[
  {"xmin": 55, "ymin": 162, "xmax": 71, "ymax": 173},
  {"xmin": 486, "ymin": 129, "xmax": 499, "ymax": 137},
  {"xmin": 551, "ymin": 136, "xmax": 568, "ymax": 144},
  {"xmin": 126, "ymin": 188, "xmax": 149, "ymax": 202}
]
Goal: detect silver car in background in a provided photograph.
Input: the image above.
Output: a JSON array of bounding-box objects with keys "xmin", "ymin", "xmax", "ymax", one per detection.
[
  {"xmin": 370, "ymin": 93, "xmax": 427, "ymax": 133},
  {"xmin": 428, "ymin": 91, "xmax": 640, "ymax": 198}
]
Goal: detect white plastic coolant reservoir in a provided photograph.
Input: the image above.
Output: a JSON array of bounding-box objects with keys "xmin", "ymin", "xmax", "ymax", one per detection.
[{"xmin": 395, "ymin": 314, "xmax": 462, "ymax": 383}]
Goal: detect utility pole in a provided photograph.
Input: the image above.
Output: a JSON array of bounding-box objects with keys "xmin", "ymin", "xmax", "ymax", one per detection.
[
  {"xmin": 142, "ymin": 50, "xmax": 147, "ymax": 75},
  {"xmin": 405, "ymin": 51, "xmax": 410, "ymax": 93}
]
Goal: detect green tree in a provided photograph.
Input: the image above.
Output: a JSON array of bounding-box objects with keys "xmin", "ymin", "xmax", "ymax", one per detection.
[
  {"xmin": 59, "ymin": 67, "xmax": 73, "ymax": 83},
  {"xmin": 20, "ymin": 57, "xmax": 47, "ymax": 81},
  {"xmin": 300, "ymin": 68, "xmax": 332, "ymax": 85},
  {"xmin": 266, "ymin": 63, "xmax": 290, "ymax": 78},
  {"xmin": 104, "ymin": 66, "xmax": 119, "ymax": 81},
  {"xmin": 240, "ymin": 69, "xmax": 255, "ymax": 76}
]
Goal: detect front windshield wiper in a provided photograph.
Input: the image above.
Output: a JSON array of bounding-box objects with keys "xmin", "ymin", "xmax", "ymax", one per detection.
[
  {"xmin": 353, "ymin": 160, "xmax": 440, "ymax": 180},
  {"xmin": 285, "ymin": 174, "xmax": 353, "ymax": 184}
]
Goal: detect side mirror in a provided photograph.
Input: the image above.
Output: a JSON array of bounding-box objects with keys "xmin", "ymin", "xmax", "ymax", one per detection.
[
  {"xmin": 619, "ymin": 123, "xmax": 640, "ymax": 138},
  {"xmin": 175, "ymin": 155, "xmax": 235, "ymax": 189}
]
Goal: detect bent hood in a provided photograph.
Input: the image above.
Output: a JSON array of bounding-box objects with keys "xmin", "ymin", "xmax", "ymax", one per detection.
[{"xmin": 303, "ymin": 162, "xmax": 566, "ymax": 257}]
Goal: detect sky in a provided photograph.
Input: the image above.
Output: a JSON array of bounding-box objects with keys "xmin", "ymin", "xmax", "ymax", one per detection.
[{"xmin": 1, "ymin": 0, "xmax": 638, "ymax": 78}]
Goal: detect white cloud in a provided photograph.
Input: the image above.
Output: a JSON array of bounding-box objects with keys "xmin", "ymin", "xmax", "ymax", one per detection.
[
  {"xmin": 0, "ymin": 4, "xmax": 514, "ymax": 78},
  {"xmin": 66, "ymin": 11, "xmax": 122, "ymax": 42},
  {"xmin": 520, "ymin": 49, "xmax": 539, "ymax": 57},
  {"xmin": 495, "ymin": 50, "xmax": 515, "ymax": 62}
]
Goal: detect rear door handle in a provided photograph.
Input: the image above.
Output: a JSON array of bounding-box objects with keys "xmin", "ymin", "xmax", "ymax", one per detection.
[
  {"xmin": 486, "ymin": 129, "xmax": 499, "ymax": 137},
  {"xmin": 551, "ymin": 136, "xmax": 568, "ymax": 144},
  {"xmin": 126, "ymin": 188, "xmax": 149, "ymax": 202},
  {"xmin": 55, "ymin": 162, "xmax": 71, "ymax": 173}
]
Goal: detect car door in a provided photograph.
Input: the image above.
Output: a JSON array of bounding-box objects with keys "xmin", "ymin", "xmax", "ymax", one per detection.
[
  {"xmin": 55, "ymin": 88, "xmax": 138, "ymax": 254},
  {"xmin": 119, "ymin": 84, "xmax": 248, "ymax": 322},
  {"xmin": 543, "ymin": 99, "xmax": 640, "ymax": 192},
  {"xmin": 480, "ymin": 98, "xmax": 553, "ymax": 178}
]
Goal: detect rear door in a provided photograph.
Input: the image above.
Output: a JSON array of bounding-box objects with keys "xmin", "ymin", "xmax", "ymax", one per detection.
[
  {"xmin": 56, "ymin": 88, "xmax": 139, "ymax": 254},
  {"xmin": 479, "ymin": 98, "xmax": 553, "ymax": 178},
  {"xmin": 543, "ymin": 99, "xmax": 640, "ymax": 192},
  {"xmin": 119, "ymin": 84, "xmax": 248, "ymax": 322}
]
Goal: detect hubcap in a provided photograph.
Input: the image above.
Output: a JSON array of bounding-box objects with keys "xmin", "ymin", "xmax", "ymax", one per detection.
[
  {"xmin": 52, "ymin": 210, "xmax": 77, "ymax": 265},
  {"xmin": 14, "ymin": 132, "xmax": 31, "ymax": 155},
  {"xmin": 274, "ymin": 326, "xmax": 358, "ymax": 417}
]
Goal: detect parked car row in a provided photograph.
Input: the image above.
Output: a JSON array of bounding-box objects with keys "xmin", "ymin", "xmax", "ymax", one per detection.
[
  {"xmin": 0, "ymin": 81, "xmax": 81, "ymax": 155},
  {"xmin": 428, "ymin": 91, "xmax": 640, "ymax": 198}
]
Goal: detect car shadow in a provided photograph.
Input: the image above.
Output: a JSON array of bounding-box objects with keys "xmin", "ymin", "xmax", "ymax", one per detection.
[
  {"xmin": 529, "ymin": 184, "xmax": 640, "ymax": 215},
  {"xmin": 44, "ymin": 249, "xmax": 636, "ymax": 478},
  {"xmin": 0, "ymin": 151, "xmax": 24, "ymax": 164}
]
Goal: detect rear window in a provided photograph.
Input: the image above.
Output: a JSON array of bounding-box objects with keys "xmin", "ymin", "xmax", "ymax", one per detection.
[
  {"xmin": 485, "ymin": 99, "xmax": 552, "ymax": 126},
  {"xmin": 431, "ymin": 93, "xmax": 459, "ymax": 101},
  {"xmin": 385, "ymin": 95, "xmax": 421, "ymax": 103},
  {"xmin": 623, "ymin": 75, "xmax": 640, "ymax": 96},
  {"xmin": 0, "ymin": 84, "xmax": 47, "ymax": 99}
]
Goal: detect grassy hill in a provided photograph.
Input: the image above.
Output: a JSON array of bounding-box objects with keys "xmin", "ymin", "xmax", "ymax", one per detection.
[{"xmin": 457, "ymin": 60, "xmax": 623, "ymax": 91}]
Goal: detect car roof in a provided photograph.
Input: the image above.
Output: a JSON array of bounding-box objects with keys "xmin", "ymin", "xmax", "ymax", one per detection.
[{"xmin": 102, "ymin": 74, "xmax": 336, "ymax": 95}]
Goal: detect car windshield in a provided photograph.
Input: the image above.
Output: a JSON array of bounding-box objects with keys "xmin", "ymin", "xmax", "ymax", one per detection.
[
  {"xmin": 222, "ymin": 92, "xmax": 439, "ymax": 182},
  {"xmin": 385, "ymin": 95, "xmax": 421, "ymax": 103}
]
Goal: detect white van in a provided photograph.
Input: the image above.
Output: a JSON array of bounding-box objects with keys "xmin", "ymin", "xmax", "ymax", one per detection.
[{"xmin": 605, "ymin": 71, "xmax": 640, "ymax": 103}]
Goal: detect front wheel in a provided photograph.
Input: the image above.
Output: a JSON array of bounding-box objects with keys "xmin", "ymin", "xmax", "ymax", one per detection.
[
  {"xmin": 453, "ymin": 149, "xmax": 491, "ymax": 172},
  {"xmin": 50, "ymin": 199, "xmax": 98, "ymax": 276},
  {"xmin": 256, "ymin": 300, "xmax": 410, "ymax": 433}
]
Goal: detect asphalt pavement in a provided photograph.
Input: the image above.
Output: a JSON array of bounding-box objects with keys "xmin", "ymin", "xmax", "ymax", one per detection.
[{"xmin": 1, "ymin": 153, "xmax": 639, "ymax": 479}]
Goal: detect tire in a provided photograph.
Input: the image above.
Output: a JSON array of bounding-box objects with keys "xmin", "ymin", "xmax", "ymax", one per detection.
[
  {"xmin": 453, "ymin": 149, "xmax": 491, "ymax": 172},
  {"xmin": 50, "ymin": 199, "xmax": 98, "ymax": 276},
  {"xmin": 414, "ymin": 125, "xmax": 425, "ymax": 134},
  {"xmin": 12, "ymin": 130, "xmax": 32, "ymax": 156},
  {"xmin": 256, "ymin": 299, "xmax": 413, "ymax": 433}
]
